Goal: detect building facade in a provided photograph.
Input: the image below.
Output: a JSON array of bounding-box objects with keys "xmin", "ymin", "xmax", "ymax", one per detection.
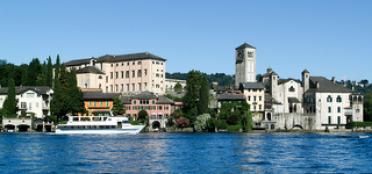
[
  {"xmin": 65, "ymin": 52, "xmax": 166, "ymax": 95},
  {"xmin": 82, "ymin": 92, "xmax": 120, "ymax": 115},
  {"xmin": 0, "ymin": 86, "xmax": 53, "ymax": 118},
  {"xmin": 121, "ymin": 92, "xmax": 177, "ymax": 130}
]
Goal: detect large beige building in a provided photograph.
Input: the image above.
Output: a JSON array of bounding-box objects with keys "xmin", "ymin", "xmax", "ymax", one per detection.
[{"xmin": 64, "ymin": 52, "xmax": 166, "ymax": 95}]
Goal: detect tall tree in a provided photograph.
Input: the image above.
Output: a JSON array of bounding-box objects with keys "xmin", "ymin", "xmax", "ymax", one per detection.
[
  {"xmin": 112, "ymin": 98, "xmax": 125, "ymax": 115},
  {"xmin": 364, "ymin": 92, "xmax": 372, "ymax": 121},
  {"xmin": 183, "ymin": 70, "xmax": 210, "ymax": 123},
  {"xmin": 25, "ymin": 58, "xmax": 42, "ymax": 86},
  {"xmin": 51, "ymin": 65, "xmax": 85, "ymax": 122},
  {"xmin": 46, "ymin": 56, "xmax": 53, "ymax": 87},
  {"xmin": 3, "ymin": 78, "xmax": 16, "ymax": 117},
  {"xmin": 198, "ymin": 76, "xmax": 209, "ymax": 114}
]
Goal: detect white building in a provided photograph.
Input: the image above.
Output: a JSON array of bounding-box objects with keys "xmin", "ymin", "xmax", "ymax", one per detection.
[
  {"xmin": 165, "ymin": 78, "xmax": 186, "ymax": 92},
  {"xmin": 65, "ymin": 52, "xmax": 166, "ymax": 95},
  {"xmin": 232, "ymin": 42, "xmax": 363, "ymax": 131},
  {"xmin": 0, "ymin": 86, "xmax": 53, "ymax": 118}
]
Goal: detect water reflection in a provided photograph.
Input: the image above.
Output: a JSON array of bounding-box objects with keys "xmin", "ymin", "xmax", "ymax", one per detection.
[{"xmin": 0, "ymin": 132, "xmax": 371, "ymax": 173}]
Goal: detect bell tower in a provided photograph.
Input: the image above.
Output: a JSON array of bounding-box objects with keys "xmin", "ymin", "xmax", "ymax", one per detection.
[{"xmin": 235, "ymin": 43, "xmax": 257, "ymax": 88}]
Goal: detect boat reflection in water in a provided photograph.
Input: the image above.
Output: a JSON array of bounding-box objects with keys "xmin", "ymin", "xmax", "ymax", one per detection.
[{"xmin": 55, "ymin": 112, "xmax": 145, "ymax": 134}]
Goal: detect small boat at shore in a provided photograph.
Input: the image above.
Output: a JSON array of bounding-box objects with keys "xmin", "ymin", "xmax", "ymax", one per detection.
[{"xmin": 55, "ymin": 112, "xmax": 145, "ymax": 135}]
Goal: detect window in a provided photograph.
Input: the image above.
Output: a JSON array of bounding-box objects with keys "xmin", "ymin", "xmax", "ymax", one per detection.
[
  {"xmin": 26, "ymin": 93, "xmax": 35, "ymax": 98},
  {"xmin": 259, "ymin": 104, "xmax": 262, "ymax": 110},
  {"xmin": 132, "ymin": 83, "xmax": 135, "ymax": 91},
  {"xmin": 327, "ymin": 95, "xmax": 333, "ymax": 102},
  {"xmin": 259, "ymin": 96, "xmax": 262, "ymax": 101},
  {"xmin": 126, "ymin": 84, "xmax": 130, "ymax": 91},
  {"xmin": 328, "ymin": 107, "xmax": 332, "ymax": 113},
  {"xmin": 248, "ymin": 96, "xmax": 251, "ymax": 101},
  {"xmin": 254, "ymin": 96, "xmax": 257, "ymax": 101},
  {"xmin": 138, "ymin": 83, "xmax": 142, "ymax": 91},
  {"xmin": 289, "ymin": 86, "xmax": 295, "ymax": 92},
  {"xmin": 115, "ymin": 72, "xmax": 118, "ymax": 79},
  {"xmin": 336, "ymin": 96, "xmax": 342, "ymax": 103},
  {"xmin": 144, "ymin": 69, "xmax": 148, "ymax": 76},
  {"xmin": 110, "ymin": 72, "xmax": 113, "ymax": 79},
  {"xmin": 132, "ymin": 70, "xmax": 135, "ymax": 78},
  {"xmin": 337, "ymin": 107, "xmax": 341, "ymax": 113},
  {"xmin": 121, "ymin": 84, "xmax": 124, "ymax": 92},
  {"xmin": 328, "ymin": 116, "xmax": 332, "ymax": 124},
  {"xmin": 137, "ymin": 70, "xmax": 142, "ymax": 77},
  {"xmin": 337, "ymin": 116, "xmax": 341, "ymax": 125},
  {"xmin": 247, "ymin": 51, "xmax": 254, "ymax": 57},
  {"xmin": 126, "ymin": 71, "xmax": 129, "ymax": 78},
  {"xmin": 121, "ymin": 71, "xmax": 124, "ymax": 78},
  {"xmin": 98, "ymin": 76, "xmax": 102, "ymax": 79},
  {"xmin": 21, "ymin": 102, "xmax": 27, "ymax": 109},
  {"xmin": 138, "ymin": 61, "xmax": 142, "ymax": 65}
]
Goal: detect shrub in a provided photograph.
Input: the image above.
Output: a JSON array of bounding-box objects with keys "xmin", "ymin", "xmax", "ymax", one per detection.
[
  {"xmin": 176, "ymin": 117, "xmax": 190, "ymax": 128},
  {"xmin": 227, "ymin": 124, "xmax": 241, "ymax": 132}
]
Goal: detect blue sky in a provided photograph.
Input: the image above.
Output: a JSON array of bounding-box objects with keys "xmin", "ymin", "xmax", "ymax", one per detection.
[{"xmin": 0, "ymin": 0, "xmax": 371, "ymax": 81}]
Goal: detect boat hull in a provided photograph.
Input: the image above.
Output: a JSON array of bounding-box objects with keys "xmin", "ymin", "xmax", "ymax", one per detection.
[{"xmin": 55, "ymin": 125, "xmax": 145, "ymax": 135}]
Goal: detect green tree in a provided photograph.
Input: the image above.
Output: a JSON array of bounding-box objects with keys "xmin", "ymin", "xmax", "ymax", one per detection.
[
  {"xmin": 46, "ymin": 56, "xmax": 53, "ymax": 87},
  {"xmin": 25, "ymin": 58, "xmax": 42, "ymax": 86},
  {"xmin": 137, "ymin": 110, "xmax": 148, "ymax": 124},
  {"xmin": 364, "ymin": 92, "xmax": 372, "ymax": 121},
  {"xmin": 112, "ymin": 98, "xmax": 125, "ymax": 115},
  {"xmin": 2, "ymin": 79, "xmax": 17, "ymax": 117},
  {"xmin": 194, "ymin": 114, "xmax": 211, "ymax": 132},
  {"xmin": 174, "ymin": 82, "xmax": 183, "ymax": 93},
  {"xmin": 51, "ymin": 66, "xmax": 85, "ymax": 122},
  {"xmin": 198, "ymin": 76, "xmax": 209, "ymax": 114},
  {"xmin": 183, "ymin": 70, "xmax": 210, "ymax": 123}
]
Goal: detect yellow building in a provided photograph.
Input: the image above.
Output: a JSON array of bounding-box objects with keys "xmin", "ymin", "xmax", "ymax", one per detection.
[{"xmin": 83, "ymin": 92, "xmax": 120, "ymax": 115}]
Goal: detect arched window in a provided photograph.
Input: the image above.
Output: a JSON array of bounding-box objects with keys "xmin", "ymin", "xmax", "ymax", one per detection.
[
  {"xmin": 336, "ymin": 96, "xmax": 342, "ymax": 103},
  {"xmin": 289, "ymin": 86, "xmax": 295, "ymax": 92},
  {"xmin": 327, "ymin": 95, "xmax": 333, "ymax": 102},
  {"xmin": 267, "ymin": 113, "xmax": 272, "ymax": 121},
  {"xmin": 358, "ymin": 96, "xmax": 363, "ymax": 102}
]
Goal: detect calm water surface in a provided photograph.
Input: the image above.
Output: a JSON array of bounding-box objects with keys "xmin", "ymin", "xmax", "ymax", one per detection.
[{"xmin": 0, "ymin": 132, "xmax": 371, "ymax": 174}]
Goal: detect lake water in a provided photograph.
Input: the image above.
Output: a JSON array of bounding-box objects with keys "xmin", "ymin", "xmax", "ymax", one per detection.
[{"xmin": 0, "ymin": 132, "xmax": 371, "ymax": 174}]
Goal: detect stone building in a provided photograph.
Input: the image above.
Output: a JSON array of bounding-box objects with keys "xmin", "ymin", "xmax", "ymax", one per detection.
[
  {"xmin": 232, "ymin": 42, "xmax": 363, "ymax": 131},
  {"xmin": 64, "ymin": 52, "xmax": 166, "ymax": 95},
  {"xmin": 235, "ymin": 43, "xmax": 257, "ymax": 87}
]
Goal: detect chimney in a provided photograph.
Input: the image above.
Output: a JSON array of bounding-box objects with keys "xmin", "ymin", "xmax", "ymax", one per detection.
[{"xmin": 331, "ymin": 77, "xmax": 336, "ymax": 84}]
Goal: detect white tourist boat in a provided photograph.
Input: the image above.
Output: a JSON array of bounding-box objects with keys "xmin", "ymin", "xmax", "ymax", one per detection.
[{"xmin": 55, "ymin": 112, "xmax": 145, "ymax": 135}]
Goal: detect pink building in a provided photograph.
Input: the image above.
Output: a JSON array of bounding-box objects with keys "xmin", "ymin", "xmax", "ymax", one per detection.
[{"xmin": 121, "ymin": 92, "xmax": 180, "ymax": 130}]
